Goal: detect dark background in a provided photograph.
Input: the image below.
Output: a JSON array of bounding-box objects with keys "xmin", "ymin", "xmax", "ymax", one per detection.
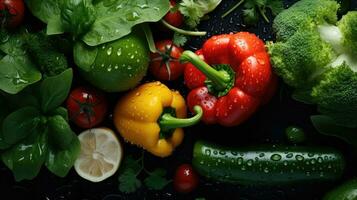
[{"xmin": 1, "ymin": 0, "xmax": 357, "ymax": 199}]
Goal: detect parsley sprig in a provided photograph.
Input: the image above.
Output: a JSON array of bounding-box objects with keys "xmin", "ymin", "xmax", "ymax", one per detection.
[
  {"xmin": 118, "ymin": 153, "xmax": 171, "ymax": 193},
  {"xmin": 222, "ymin": 0, "xmax": 284, "ymax": 25}
]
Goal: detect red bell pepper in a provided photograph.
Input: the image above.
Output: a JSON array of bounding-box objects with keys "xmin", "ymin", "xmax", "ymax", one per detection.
[{"xmin": 180, "ymin": 32, "xmax": 277, "ymax": 127}]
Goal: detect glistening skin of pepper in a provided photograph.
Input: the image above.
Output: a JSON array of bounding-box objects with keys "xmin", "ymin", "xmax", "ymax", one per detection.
[
  {"xmin": 114, "ymin": 82, "xmax": 203, "ymax": 157},
  {"xmin": 180, "ymin": 32, "xmax": 277, "ymax": 127}
]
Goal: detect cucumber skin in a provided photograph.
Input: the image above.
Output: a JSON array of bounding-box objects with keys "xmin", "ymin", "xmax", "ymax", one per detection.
[
  {"xmin": 192, "ymin": 141, "xmax": 345, "ymax": 185},
  {"xmin": 323, "ymin": 180, "xmax": 357, "ymax": 200}
]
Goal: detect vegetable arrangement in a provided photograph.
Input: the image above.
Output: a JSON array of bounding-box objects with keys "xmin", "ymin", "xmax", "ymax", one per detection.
[{"xmin": 0, "ymin": 0, "xmax": 356, "ymax": 199}]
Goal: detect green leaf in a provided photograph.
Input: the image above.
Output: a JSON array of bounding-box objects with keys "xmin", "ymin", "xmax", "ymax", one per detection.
[
  {"xmin": 141, "ymin": 24, "xmax": 157, "ymax": 53},
  {"xmin": 40, "ymin": 68, "xmax": 73, "ymax": 113},
  {"xmin": 173, "ymin": 33, "xmax": 188, "ymax": 47},
  {"xmin": 48, "ymin": 115, "xmax": 75, "ymax": 150},
  {"xmin": 50, "ymin": 107, "xmax": 69, "ymax": 122},
  {"xmin": 311, "ymin": 115, "xmax": 357, "ymax": 148},
  {"xmin": 25, "ymin": 0, "xmax": 61, "ymax": 23},
  {"xmin": 45, "ymin": 135, "xmax": 80, "ymax": 177},
  {"xmin": 60, "ymin": 0, "xmax": 97, "ymax": 38},
  {"xmin": 243, "ymin": 7, "xmax": 259, "ymax": 25},
  {"xmin": 46, "ymin": 16, "xmax": 65, "ymax": 35},
  {"xmin": 1, "ymin": 131, "xmax": 48, "ymax": 181},
  {"xmin": 266, "ymin": 0, "xmax": 284, "ymax": 16},
  {"xmin": 82, "ymin": 0, "xmax": 170, "ymax": 46},
  {"xmin": 144, "ymin": 168, "xmax": 170, "ymax": 190},
  {"xmin": 2, "ymin": 107, "xmax": 41, "ymax": 146},
  {"xmin": 73, "ymin": 41, "xmax": 98, "ymax": 72},
  {"xmin": 118, "ymin": 169, "xmax": 142, "ymax": 193},
  {"xmin": 0, "ymin": 55, "xmax": 42, "ymax": 94}
]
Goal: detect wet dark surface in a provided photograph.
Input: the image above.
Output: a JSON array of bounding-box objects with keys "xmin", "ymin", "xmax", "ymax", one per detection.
[{"xmin": 1, "ymin": 0, "xmax": 357, "ymax": 199}]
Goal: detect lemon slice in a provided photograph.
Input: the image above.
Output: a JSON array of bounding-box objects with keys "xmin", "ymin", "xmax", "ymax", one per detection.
[{"xmin": 74, "ymin": 128, "xmax": 123, "ymax": 182}]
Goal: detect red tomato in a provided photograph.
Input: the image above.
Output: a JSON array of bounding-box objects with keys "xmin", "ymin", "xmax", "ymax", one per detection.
[
  {"xmin": 164, "ymin": 0, "xmax": 184, "ymax": 28},
  {"xmin": 150, "ymin": 40, "xmax": 185, "ymax": 81},
  {"xmin": 66, "ymin": 87, "xmax": 108, "ymax": 129},
  {"xmin": 173, "ymin": 164, "xmax": 199, "ymax": 193},
  {"xmin": 0, "ymin": 0, "xmax": 25, "ymax": 28}
]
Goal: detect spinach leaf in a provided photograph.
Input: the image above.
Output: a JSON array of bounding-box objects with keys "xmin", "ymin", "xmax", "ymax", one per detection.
[
  {"xmin": 2, "ymin": 107, "xmax": 41, "ymax": 146},
  {"xmin": 0, "ymin": 55, "xmax": 42, "ymax": 94},
  {"xmin": 73, "ymin": 41, "xmax": 98, "ymax": 71},
  {"xmin": 45, "ymin": 135, "xmax": 80, "ymax": 177},
  {"xmin": 25, "ymin": 0, "xmax": 61, "ymax": 23},
  {"xmin": 40, "ymin": 68, "xmax": 73, "ymax": 113},
  {"xmin": 48, "ymin": 115, "xmax": 75, "ymax": 149},
  {"xmin": 82, "ymin": 0, "xmax": 170, "ymax": 46},
  {"xmin": 311, "ymin": 115, "xmax": 357, "ymax": 148},
  {"xmin": 1, "ymin": 131, "xmax": 48, "ymax": 181}
]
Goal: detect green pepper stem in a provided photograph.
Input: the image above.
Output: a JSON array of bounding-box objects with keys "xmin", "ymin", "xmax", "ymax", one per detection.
[
  {"xmin": 160, "ymin": 106, "xmax": 203, "ymax": 131},
  {"xmin": 221, "ymin": 0, "xmax": 245, "ymax": 18},
  {"xmin": 161, "ymin": 20, "xmax": 207, "ymax": 36},
  {"xmin": 180, "ymin": 50, "xmax": 231, "ymax": 91}
]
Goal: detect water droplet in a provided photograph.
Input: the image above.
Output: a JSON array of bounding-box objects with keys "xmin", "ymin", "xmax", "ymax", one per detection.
[
  {"xmin": 263, "ymin": 168, "xmax": 269, "ymax": 173},
  {"xmin": 137, "ymin": 4, "xmax": 149, "ymax": 9},
  {"xmin": 107, "ymin": 47, "xmax": 113, "ymax": 55},
  {"xmin": 135, "ymin": 92, "xmax": 140, "ymax": 96},
  {"xmin": 308, "ymin": 153, "xmax": 314, "ymax": 157},
  {"xmin": 126, "ymin": 11, "xmax": 140, "ymax": 21},
  {"xmin": 107, "ymin": 67, "xmax": 112, "ymax": 72},
  {"xmin": 116, "ymin": 4, "xmax": 123, "ymax": 9},
  {"xmin": 295, "ymin": 155, "xmax": 304, "ymax": 161},
  {"xmin": 213, "ymin": 150, "xmax": 218, "ymax": 155},
  {"xmin": 101, "ymin": 63, "xmax": 105, "ymax": 68},
  {"xmin": 102, "ymin": 45, "xmax": 106, "ymax": 49},
  {"xmin": 136, "ymin": 59, "xmax": 141, "ymax": 63},
  {"xmin": 219, "ymin": 151, "xmax": 226, "ymax": 156},
  {"xmin": 286, "ymin": 153, "xmax": 293, "ymax": 158},
  {"xmin": 117, "ymin": 48, "xmax": 122, "ymax": 56},
  {"xmin": 247, "ymin": 159, "xmax": 253, "ymax": 166},
  {"xmin": 317, "ymin": 157, "xmax": 323, "ymax": 163},
  {"xmin": 271, "ymin": 154, "xmax": 282, "ymax": 161},
  {"xmin": 130, "ymin": 55, "xmax": 135, "ymax": 59},
  {"xmin": 311, "ymin": 159, "xmax": 316, "ymax": 164},
  {"xmin": 114, "ymin": 65, "xmax": 119, "ymax": 69},
  {"xmin": 153, "ymin": 7, "xmax": 160, "ymax": 11},
  {"xmin": 237, "ymin": 157, "xmax": 243, "ymax": 165},
  {"xmin": 283, "ymin": 161, "xmax": 288, "ymax": 166},
  {"xmin": 241, "ymin": 166, "xmax": 246, "ymax": 171},
  {"xmin": 200, "ymin": 161, "xmax": 204, "ymax": 165},
  {"xmin": 259, "ymin": 153, "xmax": 265, "ymax": 157},
  {"xmin": 306, "ymin": 171, "xmax": 311, "ymax": 176},
  {"xmin": 231, "ymin": 151, "xmax": 238, "ymax": 156},
  {"xmin": 205, "ymin": 149, "xmax": 211, "ymax": 156},
  {"xmin": 127, "ymin": 66, "xmax": 132, "ymax": 70}
]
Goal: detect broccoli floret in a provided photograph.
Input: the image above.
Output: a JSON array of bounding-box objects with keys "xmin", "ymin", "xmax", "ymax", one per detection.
[
  {"xmin": 338, "ymin": 11, "xmax": 357, "ymax": 54},
  {"xmin": 268, "ymin": 22, "xmax": 335, "ymax": 88},
  {"xmin": 25, "ymin": 33, "xmax": 68, "ymax": 77},
  {"xmin": 312, "ymin": 64, "xmax": 357, "ymax": 128},
  {"xmin": 273, "ymin": 0, "xmax": 339, "ymax": 41}
]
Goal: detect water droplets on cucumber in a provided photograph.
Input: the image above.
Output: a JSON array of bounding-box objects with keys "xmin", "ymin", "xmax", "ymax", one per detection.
[{"xmin": 271, "ymin": 154, "xmax": 282, "ymax": 161}]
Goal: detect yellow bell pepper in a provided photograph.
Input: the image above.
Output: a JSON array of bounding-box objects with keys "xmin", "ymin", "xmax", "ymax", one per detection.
[{"xmin": 114, "ymin": 82, "xmax": 202, "ymax": 157}]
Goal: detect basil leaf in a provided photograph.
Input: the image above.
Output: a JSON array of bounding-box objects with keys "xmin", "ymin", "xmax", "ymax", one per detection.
[
  {"xmin": 40, "ymin": 68, "xmax": 73, "ymax": 113},
  {"xmin": 45, "ymin": 135, "xmax": 80, "ymax": 177},
  {"xmin": 311, "ymin": 115, "xmax": 357, "ymax": 148},
  {"xmin": 25, "ymin": 0, "xmax": 61, "ymax": 23},
  {"xmin": 73, "ymin": 41, "xmax": 98, "ymax": 71},
  {"xmin": 48, "ymin": 115, "xmax": 75, "ymax": 149},
  {"xmin": 0, "ymin": 55, "xmax": 42, "ymax": 94},
  {"xmin": 50, "ymin": 107, "xmax": 69, "ymax": 122},
  {"xmin": 82, "ymin": 0, "xmax": 170, "ymax": 46},
  {"xmin": 1, "ymin": 131, "xmax": 48, "ymax": 181},
  {"xmin": 2, "ymin": 107, "xmax": 41, "ymax": 146}
]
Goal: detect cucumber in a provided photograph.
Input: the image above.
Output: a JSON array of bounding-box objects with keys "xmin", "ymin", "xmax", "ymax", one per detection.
[
  {"xmin": 323, "ymin": 179, "xmax": 357, "ymax": 200},
  {"xmin": 192, "ymin": 141, "xmax": 345, "ymax": 185}
]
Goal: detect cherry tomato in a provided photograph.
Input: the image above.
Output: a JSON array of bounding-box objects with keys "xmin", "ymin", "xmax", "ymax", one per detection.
[
  {"xmin": 173, "ymin": 164, "xmax": 199, "ymax": 193},
  {"xmin": 66, "ymin": 87, "xmax": 108, "ymax": 129},
  {"xmin": 0, "ymin": 0, "xmax": 25, "ymax": 28},
  {"xmin": 164, "ymin": 0, "xmax": 184, "ymax": 28},
  {"xmin": 150, "ymin": 40, "xmax": 185, "ymax": 81}
]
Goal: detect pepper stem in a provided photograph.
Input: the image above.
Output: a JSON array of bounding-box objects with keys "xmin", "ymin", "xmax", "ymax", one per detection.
[
  {"xmin": 159, "ymin": 106, "xmax": 203, "ymax": 131},
  {"xmin": 161, "ymin": 20, "xmax": 207, "ymax": 36},
  {"xmin": 180, "ymin": 50, "xmax": 231, "ymax": 91}
]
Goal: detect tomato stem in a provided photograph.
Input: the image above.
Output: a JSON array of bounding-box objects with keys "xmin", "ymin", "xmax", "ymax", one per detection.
[
  {"xmin": 221, "ymin": 0, "xmax": 245, "ymax": 18},
  {"xmin": 159, "ymin": 106, "xmax": 203, "ymax": 131},
  {"xmin": 180, "ymin": 51, "xmax": 231, "ymax": 91},
  {"xmin": 161, "ymin": 20, "xmax": 207, "ymax": 36}
]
